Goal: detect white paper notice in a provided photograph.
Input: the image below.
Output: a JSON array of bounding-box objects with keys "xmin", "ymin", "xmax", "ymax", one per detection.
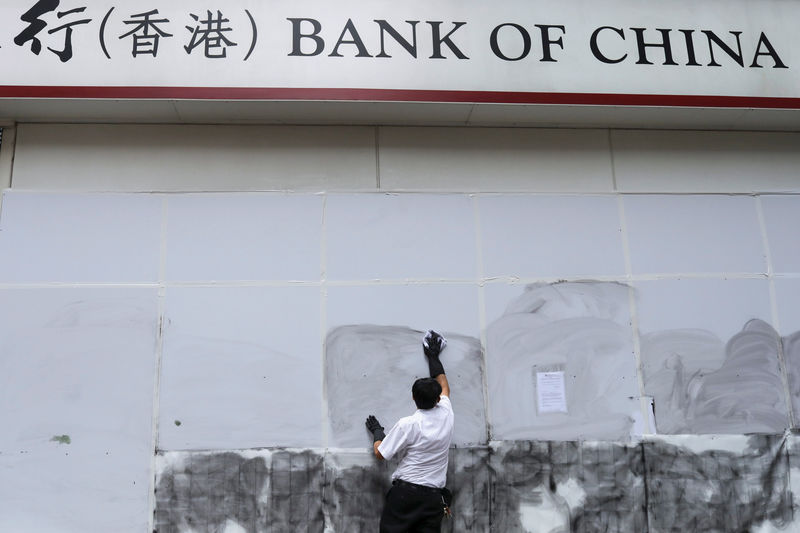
[{"xmin": 536, "ymin": 371, "xmax": 567, "ymax": 414}]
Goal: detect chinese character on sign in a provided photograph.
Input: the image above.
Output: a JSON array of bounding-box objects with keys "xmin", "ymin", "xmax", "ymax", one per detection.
[
  {"xmin": 14, "ymin": 0, "xmax": 91, "ymax": 62},
  {"xmin": 119, "ymin": 9, "xmax": 173, "ymax": 57},
  {"xmin": 184, "ymin": 10, "xmax": 237, "ymax": 58}
]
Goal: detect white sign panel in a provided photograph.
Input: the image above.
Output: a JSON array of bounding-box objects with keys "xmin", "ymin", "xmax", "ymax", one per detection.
[
  {"xmin": 536, "ymin": 371, "xmax": 568, "ymax": 414},
  {"xmin": 0, "ymin": 0, "xmax": 798, "ymax": 107}
]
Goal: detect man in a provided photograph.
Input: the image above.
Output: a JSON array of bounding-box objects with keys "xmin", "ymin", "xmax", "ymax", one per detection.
[{"xmin": 365, "ymin": 330, "xmax": 454, "ymax": 533}]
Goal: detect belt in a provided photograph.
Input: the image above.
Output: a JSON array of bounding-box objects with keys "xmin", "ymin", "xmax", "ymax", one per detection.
[{"xmin": 392, "ymin": 478, "xmax": 443, "ymax": 494}]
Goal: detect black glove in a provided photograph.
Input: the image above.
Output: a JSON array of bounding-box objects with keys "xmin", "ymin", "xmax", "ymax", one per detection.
[
  {"xmin": 422, "ymin": 330, "xmax": 446, "ymax": 377},
  {"xmin": 365, "ymin": 415, "xmax": 386, "ymax": 442}
]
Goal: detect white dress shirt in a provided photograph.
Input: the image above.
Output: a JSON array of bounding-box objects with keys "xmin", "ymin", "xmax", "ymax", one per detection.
[{"xmin": 378, "ymin": 395, "xmax": 454, "ymax": 488}]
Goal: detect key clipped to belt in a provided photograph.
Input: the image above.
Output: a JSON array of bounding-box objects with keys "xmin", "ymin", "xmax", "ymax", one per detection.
[{"xmin": 441, "ymin": 495, "xmax": 452, "ymax": 519}]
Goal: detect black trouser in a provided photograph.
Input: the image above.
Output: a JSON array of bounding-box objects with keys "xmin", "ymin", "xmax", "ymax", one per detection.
[{"xmin": 379, "ymin": 479, "xmax": 445, "ymax": 533}]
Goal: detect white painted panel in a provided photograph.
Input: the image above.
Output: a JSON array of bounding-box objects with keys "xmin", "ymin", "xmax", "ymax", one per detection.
[
  {"xmin": 479, "ymin": 195, "xmax": 625, "ymax": 278},
  {"xmin": 326, "ymin": 284, "xmax": 480, "ymax": 334},
  {"xmin": 159, "ymin": 286, "xmax": 323, "ymax": 450},
  {"xmin": 165, "ymin": 194, "xmax": 323, "ymax": 282},
  {"xmin": 624, "ymin": 195, "xmax": 765, "ymax": 275},
  {"xmin": 325, "ymin": 194, "xmax": 478, "ymax": 281},
  {"xmin": 13, "ymin": 124, "xmax": 377, "ymax": 191},
  {"xmin": 379, "ymin": 128, "xmax": 613, "ymax": 192},
  {"xmin": 634, "ymin": 279, "xmax": 773, "ymax": 338},
  {"xmin": 775, "ymin": 279, "xmax": 800, "ymax": 335},
  {"xmin": 613, "ymin": 131, "xmax": 800, "ymax": 193},
  {"xmin": 485, "ymin": 282, "xmax": 640, "ymax": 441},
  {"xmin": 325, "ymin": 284, "xmax": 485, "ymax": 446},
  {"xmin": 761, "ymin": 195, "xmax": 800, "ymax": 274},
  {"xmin": 0, "ymin": 288, "xmax": 158, "ymax": 532},
  {"xmin": 0, "ymin": 191, "xmax": 161, "ymax": 283}
]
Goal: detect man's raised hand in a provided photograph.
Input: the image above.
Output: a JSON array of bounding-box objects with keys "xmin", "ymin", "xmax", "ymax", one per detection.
[
  {"xmin": 365, "ymin": 415, "xmax": 386, "ymax": 442},
  {"xmin": 422, "ymin": 330, "xmax": 447, "ymax": 378},
  {"xmin": 423, "ymin": 330, "xmax": 447, "ymax": 358}
]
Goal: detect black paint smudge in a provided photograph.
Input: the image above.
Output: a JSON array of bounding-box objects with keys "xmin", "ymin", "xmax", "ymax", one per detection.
[
  {"xmin": 323, "ymin": 452, "xmax": 392, "ymax": 533},
  {"xmin": 644, "ymin": 435, "xmax": 792, "ymax": 532},
  {"xmin": 154, "ymin": 450, "xmax": 324, "ymax": 533},
  {"xmin": 153, "ymin": 435, "xmax": 796, "ymax": 532}
]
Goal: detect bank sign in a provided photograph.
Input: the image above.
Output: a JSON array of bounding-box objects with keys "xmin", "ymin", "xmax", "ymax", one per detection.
[{"xmin": 0, "ymin": 0, "xmax": 798, "ymax": 108}]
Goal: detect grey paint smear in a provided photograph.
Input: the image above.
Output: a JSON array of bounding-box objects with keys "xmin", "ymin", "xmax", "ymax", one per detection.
[
  {"xmin": 486, "ymin": 282, "xmax": 641, "ymax": 441},
  {"xmin": 154, "ymin": 435, "xmax": 797, "ymax": 532},
  {"xmin": 783, "ymin": 331, "xmax": 800, "ymax": 427},
  {"xmin": 642, "ymin": 319, "xmax": 790, "ymax": 434},
  {"xmin": 325, "ymin": 325, "xmax": 487, "ymax": 447}
]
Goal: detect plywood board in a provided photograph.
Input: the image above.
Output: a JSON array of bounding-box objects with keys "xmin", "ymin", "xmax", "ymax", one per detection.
[
  {"xmin": 0, "ymin": 191, "xmax": 162, "ymax": 283},
  {"xmin": 0, "ymin": 288, "xmax": 159, "ymax": 532},
  {"xmin": 478, "ymin": 195, "xmax": 626, "ymax": 278},
  {"xmin": 624, "ymin": 195, "xmax": 765, "ymax": 274},
  {"xmin": 762, "ymin": 195, "xmax": 800, "ymax": 274},
  {"xmin": 165, "ymin": 194, "xmax": 323, "ymax": 282},
  {"xmin": 637, "ymin": 279, "xmax": 788, "ymax": 433},
  {"xmin": 486, "ymin": 281, "xmax": 640, "ymax": 441},
  {"xmin": 325, "ymin": 193, "xmax": 477, "ymax": 280},
  {"xmin": 159, "ymin": 286, "xmax": 323, "ymax": 449}
]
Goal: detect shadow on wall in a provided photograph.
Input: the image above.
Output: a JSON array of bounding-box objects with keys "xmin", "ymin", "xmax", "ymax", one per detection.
[{"xmin": 154, "ymin": 434, "xmax": 797, "ymax": 532}]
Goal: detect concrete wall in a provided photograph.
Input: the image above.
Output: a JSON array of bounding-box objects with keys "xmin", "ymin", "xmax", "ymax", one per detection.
[
  {"xmin": 1, "ymin": 124, "xmax": 800, "ymax": 532},
  {"xmin": 9, "ymin": 125, "xmax": 800, "ymax": 193}
]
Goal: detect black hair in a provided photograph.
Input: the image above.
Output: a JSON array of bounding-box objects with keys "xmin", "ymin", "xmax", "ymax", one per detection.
[{"xmin": 412, "ymin": 377, "xmax": 442, "ymax": 410}]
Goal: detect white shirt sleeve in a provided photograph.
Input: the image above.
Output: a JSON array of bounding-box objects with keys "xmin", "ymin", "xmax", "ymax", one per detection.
[
  {"xmin": 438, "ymin": 395, "xmax": 453, "ymax": 413},
  {"xmin": 377, "ymin": 418, "xmax": 415, "ymax": 460}
]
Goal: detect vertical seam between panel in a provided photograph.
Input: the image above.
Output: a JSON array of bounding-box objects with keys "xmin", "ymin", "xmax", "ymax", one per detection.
[
  {"xmin": 375, "ymin": 127, "xmax": 381, "ymax": 190},
  {"xmin": 0, "ymin": 125, "xmax": 17, "ymax": 216},
  {"xmin": 465, "ymin": 104, "xmax": 477, "ymax": 125},
  {"xmin": 608, "ymin": 129, "xmax": 618, "ymax": 192},
  {"xmin": 618, "ymin": 194, "xmax": 652, "ymax": 434},
  {"xmin": 148, "ymin": 195, "xmax": 169, "ymax": 532},
  {"xmin": 756, "ymin": 195, "xmax": 794, "ymax": 428},
  {"xmin": 170, "ymin": 101, "xmax": 183, "ymax": 122},
  {"xmin": 320, "ymin": 193, "xmax": 330, "ymax": 448},
  {"xmin": 473, "ymin": 194, "xmax": 491, "ymax": 442}
]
